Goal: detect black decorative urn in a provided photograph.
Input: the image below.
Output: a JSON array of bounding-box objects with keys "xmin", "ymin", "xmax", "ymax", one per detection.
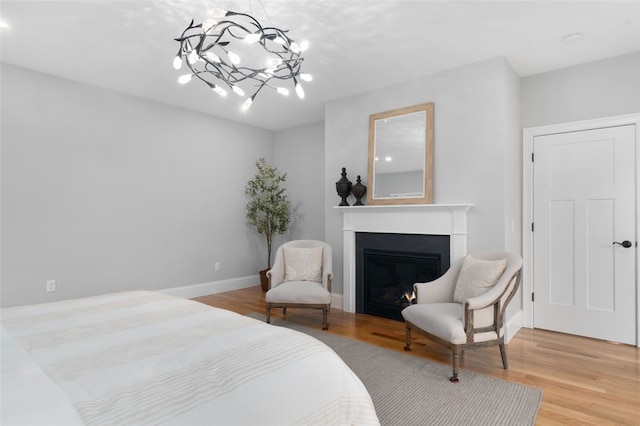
[
  {"xmin": 335, "ymin": 167, "xmax": 352, "ymax": 206},
  {"xmin": 352, "ymin": 175, "xmax": 367, "ymax": 206}
]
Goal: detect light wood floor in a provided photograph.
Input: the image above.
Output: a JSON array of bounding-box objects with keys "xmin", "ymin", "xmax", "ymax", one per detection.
[{"xmin": 194, "ymin": 286, "xmax": 640, "ymax": 425}]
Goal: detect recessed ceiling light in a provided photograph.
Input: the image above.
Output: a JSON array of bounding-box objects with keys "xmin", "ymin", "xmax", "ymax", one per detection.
[
  {"xmin": 562, "ymin": 33, "xmax": 584, "ymax": 44},
  {"xmin": 0, "ymin": 20, "xmax": 8, "ymax": 29}
]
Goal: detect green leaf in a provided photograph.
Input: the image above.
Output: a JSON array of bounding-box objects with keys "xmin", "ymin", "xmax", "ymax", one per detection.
[{"xmin": 245, "ymin": 158, "xmax": 291, "ymax": 269}]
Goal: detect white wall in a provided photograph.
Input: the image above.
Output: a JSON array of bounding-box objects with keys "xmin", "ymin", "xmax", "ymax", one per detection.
[
  {"xmin": 324, "ymin": 57, "xmax": 521, "ymax": 297},
  {"xmin": 521, "ymin": 51, "xmax": 640, "ymax": 128},
  {"xmin": 1, "ymin": 64, "xmax": 273, "ymax": 307},
  {"xmin": 5, "ymin": 51, "xmax": 636, "ymax": 312},
  {"xmin": 501, "ymin": 59, "xmax": 524, "ymax": 318},
  {"xmin": 273, "ymin": 121, "xmax": 325, "ymax": 244}
]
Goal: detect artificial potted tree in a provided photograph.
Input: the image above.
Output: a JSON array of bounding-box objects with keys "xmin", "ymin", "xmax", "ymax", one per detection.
[{"xmin": 245, "ymin": 157, "xmax": 292, "ymax": 291}]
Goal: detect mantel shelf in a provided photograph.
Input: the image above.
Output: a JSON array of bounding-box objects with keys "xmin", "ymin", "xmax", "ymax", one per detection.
[{"xmin": 334, "ymin": 203, "xmax": 473, "ymax": 211}]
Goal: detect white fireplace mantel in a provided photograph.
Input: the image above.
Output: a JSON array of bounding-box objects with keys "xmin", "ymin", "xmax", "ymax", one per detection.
[{"xmin": 335, "ymin": 204, "xmax": 473, "ymax": 312}]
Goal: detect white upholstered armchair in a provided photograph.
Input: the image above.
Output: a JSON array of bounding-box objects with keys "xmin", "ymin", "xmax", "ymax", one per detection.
[
  {"xmin": 265, "ymin": 240, "xmax": 333, "ymax": 330},
  {"xmin": 402, "ymin": 251, "xmax": 522, "ymax": 382}
]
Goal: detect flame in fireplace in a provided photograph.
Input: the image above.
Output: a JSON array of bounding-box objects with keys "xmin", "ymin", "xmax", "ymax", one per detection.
[{"xmin": 404, "ymin": 290, "xmax": 416, "ymax": 304}]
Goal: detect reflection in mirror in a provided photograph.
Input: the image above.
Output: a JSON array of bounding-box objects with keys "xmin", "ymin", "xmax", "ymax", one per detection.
[{"xmin": 367, "ymin": 103, "xmax": 434, "ymax": 205}]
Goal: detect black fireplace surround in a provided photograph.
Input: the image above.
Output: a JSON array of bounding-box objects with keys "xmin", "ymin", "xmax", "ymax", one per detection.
[{"xmin": 355, "ymin": 232, "xmax": 450, "ymax": 321}]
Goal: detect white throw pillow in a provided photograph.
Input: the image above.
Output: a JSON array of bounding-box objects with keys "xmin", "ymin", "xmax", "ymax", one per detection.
[
  {"xmin": 453, "ymin": 255, "xmax": 507, "ymax": 303},
  {"xmin": 283, "ymin": 246, "xmax": 323, "ymax": 283}
]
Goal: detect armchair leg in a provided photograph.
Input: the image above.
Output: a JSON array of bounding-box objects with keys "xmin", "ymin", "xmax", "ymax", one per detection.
[
  {"xmin": 266, "ymin": 304, "xmax": 271, "ymax": 324},
  {"xmin": 322, "ymin": 307, "xmax": 329, "ymax": 330},
  {"xmin": 283, "ymin": 307, "xmax": 287, "ymax": 316},
  {"xmin": 450, "ymin": 346, "xmax": 461, "ymax": 383},
  {"xmin": 404, "ymin": 326, "xmax": 412, "ymax": 351},
  {"xmin": 499, "ymin": 343, "xmax": 508, "ymax": 369}
]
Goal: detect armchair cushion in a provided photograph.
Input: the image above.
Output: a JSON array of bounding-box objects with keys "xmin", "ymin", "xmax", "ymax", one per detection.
[
  {"xmin": 265, "ymin": 281, "xmax": 331, "ymax": 304},
  {"xmin": 403, "ymin": 303, "xmax": 467, "ymax": 344},
  {"xmin": 453, "ymin": 255, "xmax": 506, "ymax": 303},
  {"xmin": 283, "ymin": 246, "xmax": 323, "ymax": 283},
  {"xmin": 402, "ymin": 303, "xmax": 502, "ymax": 345}
]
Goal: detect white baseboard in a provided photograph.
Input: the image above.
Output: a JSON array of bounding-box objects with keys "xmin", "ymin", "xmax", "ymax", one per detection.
[
  {"xmin": 162, "ymin": 278, "xmax": 347, "ymax": 310},
  {"xmin": 161, "ymin": 275, "xmax": 259, "ymax": 299},
  {"xmin": 505, "ymin": 309, "xmax": 523, "ymax": 343}
]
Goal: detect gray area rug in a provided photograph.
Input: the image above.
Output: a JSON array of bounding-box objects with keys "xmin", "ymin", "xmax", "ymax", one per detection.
[{"xmin": 248, "ymin": 314, "xmax": 542, "ymax": 426}]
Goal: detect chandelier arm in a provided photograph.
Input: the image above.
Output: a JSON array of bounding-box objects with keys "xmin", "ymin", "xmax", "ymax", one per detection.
[
  {"xmin": 188, "ymin": 57, "xmax": 241, "ymax": 88},
  {"xmin": 259, "ymin": 44, "xmax": 301, "ymax": 63},
  {"xmin": 176, "ymin": 19, "xmax": 197, "ymax": 37},
  {"xmin": 225, "ymin": 11, "xmax": 264, "ymax": 29},
  {"xmin": 229, "ymin": 68, "xmax": 269, "ymax": 84},
  {"xmin": 175, "ymin": 33, "xmax": 205, "ymax": 47},
  {"xmin": 198, "ymin": 59, "xmax": 302, "ymax": 86},
  {"xmin": 261, "ymin": 26, "xmax": 291, "ymax": 39},
  {"xmin": 198, "ymin": 24, "xmax": 262, "ymax": 59},
  {"xmin": 210, "ymin": 20, "xmax": 261, "ymax": 41},
  {"xmin": 248, "ymin": 79, "xmax": 270, "ymax": 100},
  {"xmin": 174, "ymin": 20, "xmax": 205, "ymax": 48},
  {"xmin": 182, "ymin": 21, "xmax": 258, "ymax": 55},
  {"xmin": 203, "ymin": 63, "xmax": 243, "ymax": 86},
  {"xmin": 198, "ymin": 51, "xmax": 259, "ymax": 84}
]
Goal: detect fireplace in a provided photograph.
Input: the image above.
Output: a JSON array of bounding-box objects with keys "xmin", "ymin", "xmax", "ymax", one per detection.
[
  {"xmin": 356, "ymin": 232, "xmax": 449, "ymax": 320},
  {"xmin": 336, "ymin": 204, "xmax": 472, "ymax": 313}
]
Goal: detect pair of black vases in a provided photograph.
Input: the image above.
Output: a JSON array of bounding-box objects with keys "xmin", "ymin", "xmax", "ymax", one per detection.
[{"xmin": 336, "ymin": 167, "xmax": 367, "ymax": 206}]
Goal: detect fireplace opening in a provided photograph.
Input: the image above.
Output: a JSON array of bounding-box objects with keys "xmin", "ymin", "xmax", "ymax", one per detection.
[{"xmin": 356, "ymin": 233, "xmax": 449, "ymax": 321}]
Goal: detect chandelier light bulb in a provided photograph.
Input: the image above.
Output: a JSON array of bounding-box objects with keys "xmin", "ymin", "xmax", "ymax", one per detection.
[
  {"xmin": 227, "ymin": 51, "xmax": 241, "ymax": 64},
  {"xmin": 265, "ymin": 57, "xmax": 282, "ymax": 68},
  {"xmin": 385, "ymin": 156, "xmax": 392, "ymax": 162},
  {"xmin": 209, "ymin": 8, "xmax": 228, "ymax": 18},
  {"xmin": 241, "ymin": 97, "xmax": 253, "ymax": 112},
  {"xmin": 178, "ymin": 74, "xmax": 193, "ymax": 84},
  {"xmin": 299, "ymin": 40, "xmax": 309, "ymax": 52},
  {"xmin": 272, "ymin": 36, "xmax": 286, "ymax": 45},
  {"xmin": 276, "ymin": 87, "xmax": 290, "ymax": 96},
  {"xmin": 289, "ymin": 42, "xmax": 300, "ymax": 53},
  {"xmin": 202, "ymin": 19, "xmax": 217, "ymax": 32},
  {"xmin": 204, "ymin": 51, "xmax": 221, "ymax": 63},
  {"xmin": 187, "ymin": 50, "xmax": 199, "ymax": 64},
  {"xmin": 244, "ymin": 33, "xmax": 261, "ymax": 44},
  {"xmin": 213, "ymin": 86, "xmax": 227, "ymax": 97},
  {"xmin": 295, "ymin": 82, "xmax": 305, "ymax": 99},
  {"xmin": 172, "ymin": 56, "xmax": 182, "ymax": 70},
  {"xmin": 232, "ymin": 85, "xmax": 245, "ymax": 96},
  {"xmin": 300, "ymin": 73, "xmax": 312, "ymax": 82}
]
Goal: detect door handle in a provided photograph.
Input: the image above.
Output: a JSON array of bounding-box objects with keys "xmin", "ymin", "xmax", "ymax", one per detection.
[{"xmin": 612, "ymin": 240, "xmax": 633, "ymax": 248}]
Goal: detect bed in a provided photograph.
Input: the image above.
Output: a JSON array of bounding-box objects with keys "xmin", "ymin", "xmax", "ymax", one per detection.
[{"xmin": 1, "ymin": 291, "xmax": 379, "ymax": 425}]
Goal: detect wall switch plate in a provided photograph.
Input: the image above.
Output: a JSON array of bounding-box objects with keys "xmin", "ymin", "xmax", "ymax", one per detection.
[
  {"xmin": 215, "ymin": 262, "xmax": 221, "ymax": 271},
  {"xmin": 46, "ymin": 280, "xmax": 56, "ymax": 292}
]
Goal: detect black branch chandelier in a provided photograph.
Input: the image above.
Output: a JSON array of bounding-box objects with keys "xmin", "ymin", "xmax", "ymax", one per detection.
[{"xmin": 173, "ymin": 7, "xmax": 311, "ymax": 111}]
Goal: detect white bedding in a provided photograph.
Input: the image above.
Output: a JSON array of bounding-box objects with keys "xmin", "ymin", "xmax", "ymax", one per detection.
[{"xmin": 1, "ymin": 291, "xmax": 379, "ymax": 425}]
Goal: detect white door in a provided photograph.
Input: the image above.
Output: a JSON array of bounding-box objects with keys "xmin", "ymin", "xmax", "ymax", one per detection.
[{"xmin": 533, "ymin": 125, "xmax": 636, "ymax": 345}]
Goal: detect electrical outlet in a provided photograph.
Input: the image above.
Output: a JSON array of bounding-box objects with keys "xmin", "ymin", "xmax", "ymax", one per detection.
[
  {"xmin": 215, "ymin": 262, "xmax": 221, "ymax": 271},
  {"xmin": 46, "ymin": 280, "xmax": 56, "ymax": 292}
]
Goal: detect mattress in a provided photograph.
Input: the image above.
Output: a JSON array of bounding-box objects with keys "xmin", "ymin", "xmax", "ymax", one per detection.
[{"xmin": 1, "ymin": 291, "xmax": 379, "ymax": 425}]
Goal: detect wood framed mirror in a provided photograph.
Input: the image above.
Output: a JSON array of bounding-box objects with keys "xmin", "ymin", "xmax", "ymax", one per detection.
[{"xmin": 367, "ymin": 102, "xmax": 434, "ymax": 205}]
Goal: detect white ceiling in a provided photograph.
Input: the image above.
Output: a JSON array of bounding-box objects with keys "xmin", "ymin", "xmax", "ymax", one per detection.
[{"xmin": 1, "ymin": 0, "xmax": 639, "ymax": 131}]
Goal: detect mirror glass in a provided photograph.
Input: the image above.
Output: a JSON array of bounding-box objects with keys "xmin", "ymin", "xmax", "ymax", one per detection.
[{"xmin": 367, "ymin": 103, "xmax": 434, "ymax": 205}]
